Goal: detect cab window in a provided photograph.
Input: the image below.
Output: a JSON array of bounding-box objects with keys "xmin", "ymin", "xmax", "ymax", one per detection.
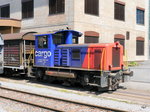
[
  {"xmin": 38, "ymin": 35, "xmax": 48, "ymax": 48},
  {"xmin": 53, "ymin": 33, "xmax": 65, "ymax": 44}
]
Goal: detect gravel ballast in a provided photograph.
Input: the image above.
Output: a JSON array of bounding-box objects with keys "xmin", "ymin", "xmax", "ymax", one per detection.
[
  {"xmin": 0, "ymin": 97, "xmax": 54, "ymax": 112},
  {"xmin": 0, "ymin": 106, "xmax": 7, "ymax": 112}
]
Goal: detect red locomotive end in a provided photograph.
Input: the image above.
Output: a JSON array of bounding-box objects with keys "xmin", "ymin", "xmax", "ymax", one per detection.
[{"xmin": 82, "ymin": 42, "xmax": 123, "ymax": 71}]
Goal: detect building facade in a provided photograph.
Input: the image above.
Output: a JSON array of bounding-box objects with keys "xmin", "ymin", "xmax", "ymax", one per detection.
[{"xmin": 0, "ymin": 0, "xmax": 149, "ymax": 61}]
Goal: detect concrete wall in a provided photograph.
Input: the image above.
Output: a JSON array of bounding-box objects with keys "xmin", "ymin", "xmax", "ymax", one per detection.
[{"xmin": 0, "ymin": 0, "xmax": 149, "ymax": 61}]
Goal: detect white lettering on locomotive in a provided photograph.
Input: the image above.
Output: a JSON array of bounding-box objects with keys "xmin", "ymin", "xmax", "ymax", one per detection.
[{"xmin": 35, "ymin": 51, "xmax": 51, "ymax": 58}]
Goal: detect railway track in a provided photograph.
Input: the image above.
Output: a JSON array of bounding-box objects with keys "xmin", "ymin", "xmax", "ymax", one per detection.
[
  {"xmin": 110, "ymin": 90, "xmax": 150, "ymax": 105},
  {"xmin": 114, "ymin": 90, "xmax": 150, "ymax": 100},
  {"xmin": 0, "ymin": 86, "xmax": 126, "ymax": 112}
]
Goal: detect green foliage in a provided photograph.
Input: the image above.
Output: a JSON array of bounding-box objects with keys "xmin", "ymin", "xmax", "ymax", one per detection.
[{"xmin": 128, "ymin": 61, "xmax": 139, "ymax": 67}]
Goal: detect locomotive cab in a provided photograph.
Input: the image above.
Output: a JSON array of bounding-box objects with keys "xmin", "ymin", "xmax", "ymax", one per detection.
[{"xmin": 34, "ymin": 30, "xmax": 82, "ymax": 67}]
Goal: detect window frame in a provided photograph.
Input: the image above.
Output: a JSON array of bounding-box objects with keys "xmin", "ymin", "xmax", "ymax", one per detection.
[
  {"xmin": 84, "ymin": 0, "xmax": 99, "ymax": 16},
  {"xmin": 22, "ymin": 0, "xmax": 34, "ymax": 19},
  {"xmin": 114, "ymin": 2, "xmax": 125, "ymax": 21},
  {"xmin": 114, "ymin": 38, "xmax": 125, "ymax": 54},
  {"xmin": 49, "ymin": 0, "xmax": 65, "ymax": 15},
  {"xmin": 114, "ymin": 34, "xmax": 125, "ymax": 55},
  {"xmin": 136, "ymin": 39, "xmax": 144, "ymax": 56},
  {"xmin": 0, "ymin": 4, "xmax": 10, "ymax": 18},
  {"xmin": 84, "ymin": 31, "xmax": 99, "ymax": 43},
  {"xmin": 84, "ymin": 36, "xmax": 99, "ymax": 43},
  {"xmin": 136, "ymin": 8, "xmax": 145, "ymax": 25}
]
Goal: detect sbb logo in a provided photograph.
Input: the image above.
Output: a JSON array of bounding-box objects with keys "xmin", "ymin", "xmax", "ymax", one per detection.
[{"xmin": 35, "ymin": 51, "xmax": 51, "ymax": 58}]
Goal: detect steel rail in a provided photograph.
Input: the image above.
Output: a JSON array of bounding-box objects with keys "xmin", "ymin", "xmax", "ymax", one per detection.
[
  {"xmin": 0, "ymin": 86, "xmax": 127, "ymax": 112},
  {"xmin": 0, "ymin": 95, "xmax": 62, "ymax": 112}
]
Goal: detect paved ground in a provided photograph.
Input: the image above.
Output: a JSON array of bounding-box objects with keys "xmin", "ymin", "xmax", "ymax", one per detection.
[
  {"xmin": 129, "ymin": 60, "xmax": 150, "ymax": 83},
  {"xmin": 0, "ymin": 107, "xmax": 6, "ymax": 112},
  {"xmin": 133, "ymin": 59, "xmax": 150, "ymax": 68},
  {"xmin": 120, "ymin": 59, "xmax": 150, "ymax": 91}
]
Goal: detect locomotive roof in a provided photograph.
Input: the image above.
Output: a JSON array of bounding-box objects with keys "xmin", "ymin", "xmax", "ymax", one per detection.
[
  {"xmin": 35, "ymin": 30, "xmax": 82, "ymax": 37},
  {"xmin": 2, "ymin": 32, "xmax": 37, "ymax": 40}
]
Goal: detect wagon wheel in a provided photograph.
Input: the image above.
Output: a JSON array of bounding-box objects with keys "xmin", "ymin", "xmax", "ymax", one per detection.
[{"xmin": 4, "ymin": 68, "xmax": 13, "ymax": 76}]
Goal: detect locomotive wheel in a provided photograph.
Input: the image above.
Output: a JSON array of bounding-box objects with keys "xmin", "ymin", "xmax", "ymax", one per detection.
[{"xmin": 35, "ymin": 69, "xmax": 44, "ymax": 81}]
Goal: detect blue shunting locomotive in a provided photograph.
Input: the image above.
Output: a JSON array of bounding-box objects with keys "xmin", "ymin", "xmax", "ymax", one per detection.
[{"xmin": 33, "ymin": 30, "xmax": 133, "ymax": 91}]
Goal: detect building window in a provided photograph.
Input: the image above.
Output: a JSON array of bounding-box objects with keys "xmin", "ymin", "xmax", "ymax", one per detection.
[
  {"xmin": 85, "ymin": 36, "xmax": 99, "ymax": 43},
  {"xmin": 136, "ymin": 37, "xmax": 144, "ymax": 55},
  {"xmin": 136, "ymin": 9, "xmax": 144, "ymax": 25},
  {"xmin": 72, "ymin": 49, "xmax": 80, "ymax": 60},
  {"xmin": 114, "ymin": 2, "xmax": 125, "ymax": 21},
  {"xmin": 114, "ymin": 38, "xmax": 125, "ymax": 49},
  {"xmin": 49, "ymin": 0, "xmax": 65, "ymax": 15},
  {"xmin": 0, "ymin": 5, "xmax": 10, "ymax": 18},
  {"xmin": 85, "ymin": 0, "xmax": 99, "ymax": 16},
  {"xmin": 114, "ymin": 38, "xmax": 125, "ymax": 48},
  {"xmin": 114, "ymin": 34, "xmax": 125, "ymax": 54},
  {"xmin": 84, "ymin": 31, "xmax": 99, "ymax": 43},
  {"xmin": 22, "ymin": 0, "xmax": 34, "ymax": 19}
]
